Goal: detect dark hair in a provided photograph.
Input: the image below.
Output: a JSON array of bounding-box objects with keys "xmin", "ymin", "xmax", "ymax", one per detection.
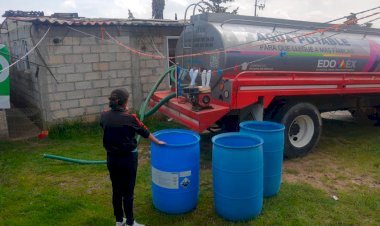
[{"xmin": 109, "ymin": 88, "xmax": 129, "ymax": 110}]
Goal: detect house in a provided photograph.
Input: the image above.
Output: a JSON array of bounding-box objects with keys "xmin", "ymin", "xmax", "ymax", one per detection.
[{"xmin": 0, "ymin": 11, "xmax": 184, "ymax": 129}]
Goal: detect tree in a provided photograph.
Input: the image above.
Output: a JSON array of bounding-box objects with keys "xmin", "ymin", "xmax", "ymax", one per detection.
[
  {"xmin": 152, "ymin": 0, "xmax": 165, "ymax": 19},
  {"xmin": 128, "ymin": 9, "xmax": 135, "ymax": 19},
  {"xmin": 202, "ymin": 0, "xmax": 239, "ymax": 14}
]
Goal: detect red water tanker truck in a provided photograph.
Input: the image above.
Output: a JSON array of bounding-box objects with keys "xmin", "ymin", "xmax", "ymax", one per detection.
[{"xmin": 150, "ymin": 13, "xmax": 380, "ymax": 158}]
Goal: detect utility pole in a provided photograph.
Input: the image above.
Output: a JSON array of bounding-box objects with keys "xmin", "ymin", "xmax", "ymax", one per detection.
[{"xmin": 254, "ymin": 0, "xmax": 266, "ymax": 16}]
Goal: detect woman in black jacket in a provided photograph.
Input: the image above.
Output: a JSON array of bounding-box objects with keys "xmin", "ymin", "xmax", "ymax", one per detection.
[{"xmin": 100, "ymin": 88, "xmax": 165, "ymax": 226}]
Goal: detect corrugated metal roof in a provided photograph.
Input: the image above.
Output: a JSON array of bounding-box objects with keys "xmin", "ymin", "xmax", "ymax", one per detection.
[{"xmin": 6, "ymin": 16, "xmax": 185, "ymax": 27}]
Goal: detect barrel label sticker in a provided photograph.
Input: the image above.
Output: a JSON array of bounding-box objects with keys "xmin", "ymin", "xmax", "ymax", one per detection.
[
  {"xmin": 180, "ymin": 177, "xmax": 190, "ymax": 188},
  {"xmin": 152, "ymin": 167, "xmax": 179, "ymax": 189},
  {"xmin": 179, "ymin": 170, "xmax": 191, "ymax": 177}
]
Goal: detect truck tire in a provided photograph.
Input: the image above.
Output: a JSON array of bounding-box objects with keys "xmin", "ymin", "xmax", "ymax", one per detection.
[{"xmin": 273, "ymin": 102, "xmax": 322, "ymax": 158}]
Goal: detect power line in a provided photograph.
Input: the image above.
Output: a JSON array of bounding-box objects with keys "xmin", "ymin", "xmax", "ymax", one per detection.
[
  {"xmin": 0, "ymin": 51, "xmax": 66, "ymax": 69},
  {"xmin": 365, "ymin": 16, "xmax": 380, "ymax": 23},
  {"xmin": 104, "ymin": 31, "xmax": 164, "ymax": 59},
  {"xmin": 327, "ymin": 6, "xmax": 380, "ymax": 23},
  {"xmin": 0, "ymin": 26, "xmax": 51, "ymax": 73}
]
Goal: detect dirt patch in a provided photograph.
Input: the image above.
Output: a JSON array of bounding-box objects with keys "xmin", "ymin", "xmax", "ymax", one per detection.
[
  {"xmin": 283, "ymin": 154, "xmax": 380, "ymax": 193},
  {"xmin": 137, "ymin": 145, "xmax": 150, "ymax": 164}
]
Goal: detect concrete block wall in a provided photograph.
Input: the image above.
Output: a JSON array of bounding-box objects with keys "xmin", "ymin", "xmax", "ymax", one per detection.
[
  {"xmin": 40, "ymin": 26, "xmax": 181, "ymax": 123},
  {"xmin": 135, "ymin": 35, "xmax": 168, "ymax": 98},
  {"xmin": 5, "ymin": 21, "xmax": 41, "ymax": 110},
  {"xmin": 44, "ymin": 29, "xmax": 132, "ymax": 122},
  {"xmin": 4, "ymin": 21, "xmax": 182, "ymax": 126}
]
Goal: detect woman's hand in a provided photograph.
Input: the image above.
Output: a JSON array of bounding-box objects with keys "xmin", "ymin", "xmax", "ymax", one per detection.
[
  {"xmin": 149, "ymin": 134, "xmax": 166, "ymax": 145},
  {"xmin": 156, "ymin": 140, "xmax": 166, "ymax": 145}
]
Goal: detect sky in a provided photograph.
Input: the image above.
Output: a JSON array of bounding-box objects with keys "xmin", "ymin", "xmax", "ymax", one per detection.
[{"xmin": 0, "ymin": 0, "xmax": 379, "ymax": 28}]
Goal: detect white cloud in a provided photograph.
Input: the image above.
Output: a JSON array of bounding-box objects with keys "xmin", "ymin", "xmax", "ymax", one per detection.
[
  {"xmin": 168, "ymin": 0, "xmax": 192, "ymax": 7},
  {"xmin": 113, "ymin": 0, "xmax": 149, "ymax": 17},
  {"xmin": 165, "ymin": 0, "xmax": 197, "ymax": 20},
  {"xmin": 61, "ymin": 0, "xmax": 77, "ymax": 9}
]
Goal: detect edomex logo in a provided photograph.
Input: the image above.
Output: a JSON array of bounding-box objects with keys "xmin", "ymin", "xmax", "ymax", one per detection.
[
  {"xmin": 0, "ymin": 46, "xmax": 10, "ymax": 83},
  {"xmin": 317, "ymin": 59, "xmax": 357, "ymax": 69}
]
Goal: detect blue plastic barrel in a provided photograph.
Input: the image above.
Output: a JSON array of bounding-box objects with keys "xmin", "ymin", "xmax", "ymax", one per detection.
[
  {"xmin": 240, "ymin": 121, "xmax": 285, "ymax": 197},
  {"xmin": 151, "ymin": 129, "xmax": 200, "ymax": 214},
  {"xmin": 212, "ymin": 132, "xmax": 264, "ymax": 221}
]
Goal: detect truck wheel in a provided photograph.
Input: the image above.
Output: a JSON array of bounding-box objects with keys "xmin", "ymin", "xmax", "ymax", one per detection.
[{"xmin": 273, "ymin": 102, "xmax": 322, "ymax": 158}]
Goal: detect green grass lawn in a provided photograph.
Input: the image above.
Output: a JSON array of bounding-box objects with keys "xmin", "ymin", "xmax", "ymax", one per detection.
[{"xmin": 0, "ymin": 116, "xmax": 379, "ymax": 226}]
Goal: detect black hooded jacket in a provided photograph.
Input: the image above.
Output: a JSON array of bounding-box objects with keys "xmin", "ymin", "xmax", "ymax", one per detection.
[{"xmin": 100, "ymin": 109, "xmax": 150, "ymax": 156}]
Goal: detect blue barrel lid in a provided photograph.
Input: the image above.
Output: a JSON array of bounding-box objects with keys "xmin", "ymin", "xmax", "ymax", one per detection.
[
  {"xmin": 152, "ymin": 129, "xmax": 200, "ymax": 147},
  {"xmin": 240, "ymin": 121, "xmax": 285, "ymax": 133},
  {"xmin": 212, "ymin": 132, "xmax": 264, "ymax": 149}
]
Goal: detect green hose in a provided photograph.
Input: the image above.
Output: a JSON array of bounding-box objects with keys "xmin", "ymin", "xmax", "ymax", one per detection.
[
  {"xmin": 44, "ymin": 66, "xmax": 177, "ymax": 164},
  {"xmin": 140, "ymin": 66, "xmax": 184, "ymax": 119},
  {"xmin": 43, "ymin": 154, "xmax": 107, "ymax": 164},
  {"xmin": 137, "ymin": 66, "xmax": 176, "ymax": 143},
  {"xmin": 138, "ymin": 66, "xmax": 176, "ymax": 121},
  {"xmin": 144, "ymin": 92, "xmax": 176, "ymax": 118}
]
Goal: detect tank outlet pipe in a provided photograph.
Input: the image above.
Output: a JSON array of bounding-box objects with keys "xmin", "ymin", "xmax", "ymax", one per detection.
[{"xmin": 43, "ymin": 66, "xmax": 177, "ymax": 164}]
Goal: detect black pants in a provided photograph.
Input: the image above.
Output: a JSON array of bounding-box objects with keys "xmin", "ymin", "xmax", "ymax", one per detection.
[{"xmin": 107, "ymin": 152, "xmax": 138, "ymax": 225}]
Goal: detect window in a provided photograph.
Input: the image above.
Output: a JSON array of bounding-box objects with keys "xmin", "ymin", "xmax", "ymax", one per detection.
[
  {"xmin": 167, "ymin": 37, "xmax": 178, "ymax": 67},
  {"xmin": 166, "ymin": 36, "xmax": 179, "ymax": 85},
  {"xmin": 13, "ymin": 41, "xmax": 21, "ymax": 71},
  {"xmin": 13, "ymin": 40, "xmax": 31, "ymax": 71},
  {"xmin": 21, "ymin": 40, "xmax": 31, "ymax": 70}
]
